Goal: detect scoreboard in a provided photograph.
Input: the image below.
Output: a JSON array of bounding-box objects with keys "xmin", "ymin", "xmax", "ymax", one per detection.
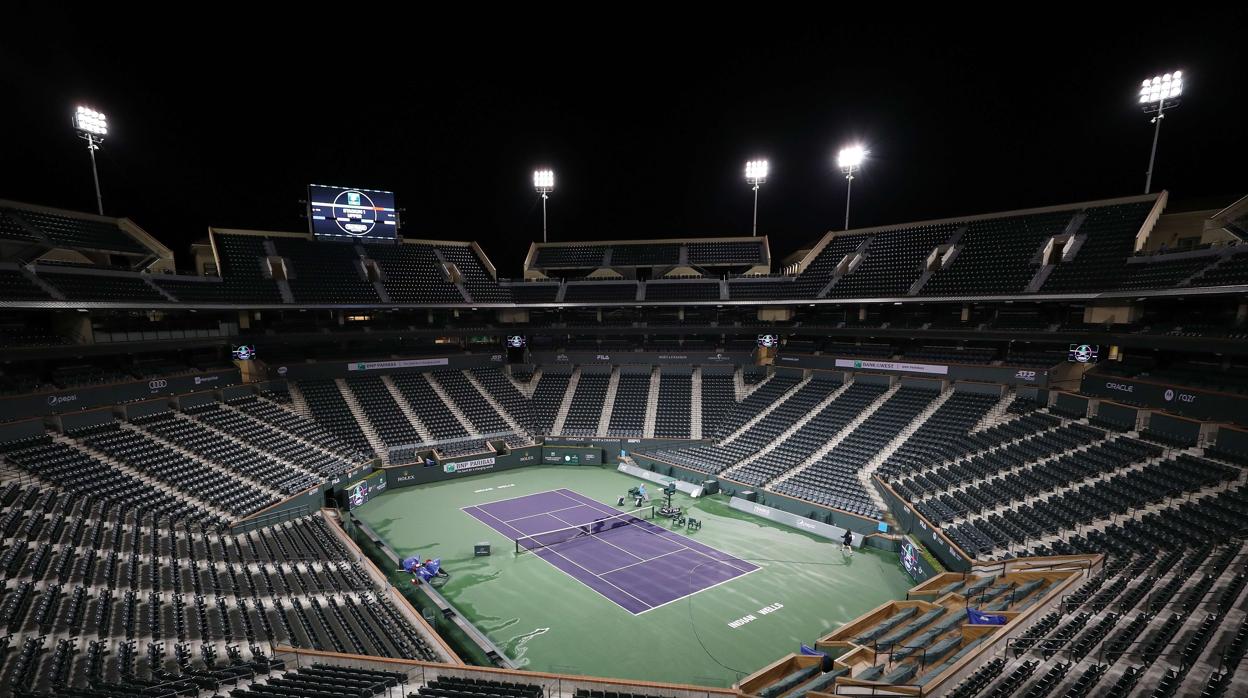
[
  {"xmin": 308, "ymin": 184, "xmax": 399, "ymax": 240},
  {"xmin": 1067, "ymin": 344, "xmax": 1100, "ymax": 364},
  {"xmin": 343, "ymin": 470, "xmax": 387, "ymax": 509}
]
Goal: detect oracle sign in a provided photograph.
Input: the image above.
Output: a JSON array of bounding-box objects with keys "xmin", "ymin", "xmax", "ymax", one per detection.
[{"xmin": 1082, "ymin": 375, "xmax": 1246, "ymax": 424}]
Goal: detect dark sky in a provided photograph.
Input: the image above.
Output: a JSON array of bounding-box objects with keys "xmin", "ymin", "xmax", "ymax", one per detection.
[{"xmin": 2, "ymin": 8, "xmax": 1245, "ymax": 273}]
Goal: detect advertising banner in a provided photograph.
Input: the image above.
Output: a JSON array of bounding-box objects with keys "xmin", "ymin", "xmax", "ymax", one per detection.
[
  {"xmin": 542, "ymin": 446, "xmax": 602, "ymax": 465},
  {"xmin": 835, "ymin": 358, "xmax": 948, "ymax": 375},
  {"xmin": 348, "ymin": 358, "xmax": 450, "ymax": 372},
  {"xmin": 616, "ymin": 463, "xmax": 704, "ymax": 497},
  {"xmin": 0, "ymin": 369, "xmax": 241, "ymax": 422},
  {"xmin": 385, "ymin": 446, "xmax": 541, "ymax": 488},
  {"xmin": 1081, "ymin": 374, "xmax": 1248, "ymax": 424},
  {"xmin": 530, "ymin": 351, "xmax": 753, "ymax": 366},
  {"xmin": 270, "ymin": 353, "xmax": 507, "ymax": 380},
  {"xmin": 876, "ymin": 476, "xmax": 971, "ymax": 571},
  {"xmin": 776, "ymin": 353, "xmax": 1048, "ymax": 386},
  {"xmin": 728, "ymin": 497, "xmax": 862, "ymax": 546},
  {"xmin": 441, "ymin": 456, "xmax": 497, "ymax": 475}
]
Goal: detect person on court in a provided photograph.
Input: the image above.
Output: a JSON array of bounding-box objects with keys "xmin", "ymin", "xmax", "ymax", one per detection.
[{"xmin": 842, "ymin": 529, "xmax": 854, "ymax": 555}]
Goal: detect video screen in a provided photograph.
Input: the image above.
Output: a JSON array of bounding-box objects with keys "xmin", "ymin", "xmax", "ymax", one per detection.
[
  {"xmin": 757, "ymin": 334, "xmax": 780, "ymax": 348},
  {"xmin": 899, "ymin": 541, "xmax": 923, "ymax": 581},
  {"xmin": 1068, "ymin": 344, "xmax": 1100, "ymax": 364},
  {"xmin": 308, "ymin": 184, "xmax": 399, "ymax": 239},
  {"xmin": 231, "ymin": 345, "xmax": 256, "ymax": 361},
  {"xmin": 348, "ymin": 480, "xmax": 370, "ymax": 508},
  {"xmin": 506, "ymin": 335, "xmax": 528, "ymax": 364},
  {"xmin": 343, "ymin": 470, "xmax": 387, "ymax": 509}
]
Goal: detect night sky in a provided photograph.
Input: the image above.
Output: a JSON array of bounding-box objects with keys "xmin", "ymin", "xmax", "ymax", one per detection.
[{"xmin": 2, "ymin": 8, "xmax": 1245, "ymax": 273}]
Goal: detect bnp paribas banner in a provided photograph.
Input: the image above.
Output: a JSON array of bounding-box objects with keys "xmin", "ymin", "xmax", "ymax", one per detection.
[
  {"xmin": 442, "ymin": 456, "xmax": 497, "ymax": 474},
  {"xmin": 385, "ymin": 446, "xmax": 541, "ymax": 488},
  {"xmin": 348, "ymin": 358, "xmax": 450, "ymax": 372},
  {"xmin": 1081, "ymin": 374, "xmax": 1248, "ymax": 424}
]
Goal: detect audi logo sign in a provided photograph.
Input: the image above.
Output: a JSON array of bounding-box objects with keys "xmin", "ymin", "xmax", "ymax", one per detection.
[{"xmin": 148, "ymin": 379, "xmax": 168, "ymax": 390}]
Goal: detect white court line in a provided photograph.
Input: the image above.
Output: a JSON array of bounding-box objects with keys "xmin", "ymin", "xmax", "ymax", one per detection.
[
  {"xmin": 561, "ymin": 488, "xmax": 760, "ymax": 573},
  {"xmin": 598, "ymin": 548, "xmax": 686, "ymax": 575},
  {"xmin": 548, "ymin": 488, "xmax": 762, "ymax": 612},
  {"xmin": 634, "ymin": 565, "xmax": 763, "ymax": 616},
  {"xmin": 501, "ymin": 503, "xmax": 592, "ymax": 524},
  {"xmin": 465, "ymin": 502, "xmax": 652, "ymax": 613},
  {"xmin": 459, "ymin": 488, "xmax": 568, "ymax": 510},
  {"xmin": 551, "ymin": 488, "xmax": 759, "ymax": 575},
  {"xmin": 468, "ymin": 488, "xmax": 761, "ymax": 614},
  {"xmin": 547, "ymin": 511, "xmax": 645, "ymax": 562}
]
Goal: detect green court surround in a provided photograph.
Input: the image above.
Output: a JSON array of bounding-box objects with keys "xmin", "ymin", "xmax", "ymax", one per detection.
[{"xmin": 354, "ymin": 465, "xmax": 914, "ymax": 686}]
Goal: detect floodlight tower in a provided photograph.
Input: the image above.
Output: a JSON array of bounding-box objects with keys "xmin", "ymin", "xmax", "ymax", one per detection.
[
  {"xmin": 837, "ymin": 144, "xmax": 866, "ymax": 231},
  {"xmin": 533, "ymin": 169, "xmax": 555, "ymax": 243},
  {"xmin": 1139, "ymin": 71, "xmax": 1183, "ymax": 194},
  {"xmin": 745, "ymin": 159, "xmax": 768, "ymax": 237},
  {"xmin": 72, "ymin": 106, "xmax": 108, "ymax": 215}
]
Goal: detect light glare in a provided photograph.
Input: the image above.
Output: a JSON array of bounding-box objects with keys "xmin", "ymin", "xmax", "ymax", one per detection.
[
  {"xmin": 73, "ymin": 105, "xmax": 108, "ymax": 136},
  {"xmin": 533, "ymin": 169, "xmax": 554, "ymax": 192},
  {"xmin": 745, "ymin": 159, "xmax": 769, "ymax": 182},
  {"xmin": 1138, "ymin": 71, "xmax": 1184, "ymax": 105},
  {"xmin": 838, "ymin": 144, "xmax": 867, "ymax": 170}
]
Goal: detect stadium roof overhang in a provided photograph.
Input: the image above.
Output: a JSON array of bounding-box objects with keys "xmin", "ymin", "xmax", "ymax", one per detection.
[
  {"xmin": 0, "ymin": 198, "xmax": 170, "ymax": 270},
  {"xmin": 0, "ymin": 281, "xmax": 1245, "ymax": 312}
]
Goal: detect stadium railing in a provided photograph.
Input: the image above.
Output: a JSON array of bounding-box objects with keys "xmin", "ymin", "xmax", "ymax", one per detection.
[
  {"xmin": 272, "ymin": 646, "xmax": 737, "ymax": 698},
  {"xmin": 231, "ymin": 502, "xmax": 315, "ymax": 534},
  {"xmin": 384, "ymin": 430, "xmax": 523, "ymax": 464}
]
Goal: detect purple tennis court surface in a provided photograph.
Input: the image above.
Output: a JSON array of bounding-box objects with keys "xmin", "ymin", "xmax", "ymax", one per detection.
[{"xmin": 463, "ymin": 488, "xmax": 759, "ymax": 614}]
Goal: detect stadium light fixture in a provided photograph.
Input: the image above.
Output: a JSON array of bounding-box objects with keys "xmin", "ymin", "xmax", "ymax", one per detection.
[
  {"xmin": 837, "ymin": 144, "xmax": 867, "ymax": 230},
  {"xmin": 534, "ymin": 169, "xmax": 555, "ymax": 243},
  {"xmin": 745, "ymin": 159, "xmax": 768, "ymax": 237},
  {"xmin": 72, "ymin": 105, "xmax": 108, "ymax": 215},
  {"xmin": 1139, "ymin": 71, "xmax": 1183, "ymax": 194}
]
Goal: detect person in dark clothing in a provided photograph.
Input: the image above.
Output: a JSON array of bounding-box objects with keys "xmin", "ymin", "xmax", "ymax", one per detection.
[{"xmin": 841, "ymin": 529, "xmax": 854, "ymax": 555}]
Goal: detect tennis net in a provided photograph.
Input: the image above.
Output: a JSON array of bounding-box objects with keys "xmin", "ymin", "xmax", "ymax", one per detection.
[{"xmin": 514, "ymin": 506, "xmax": 655, "ymax": 554}]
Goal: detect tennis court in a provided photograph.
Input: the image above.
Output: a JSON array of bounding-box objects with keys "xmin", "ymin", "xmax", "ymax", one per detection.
[
  {"xmin": 463, "ymin": 488, "xmax": 759, "ymax": 614},
  {"xmin": 355, "ymin": 466, "xmax": 914, "ymax": 684}
]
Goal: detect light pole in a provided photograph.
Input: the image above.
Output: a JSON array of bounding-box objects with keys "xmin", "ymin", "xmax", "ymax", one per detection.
[
  {"xmin": 837, "ymin": 144, "xmax": 866, "ymax": 231},
  {"xmin": 72, "ymin": 106, "xmax": 108, "ymax": 215},
  {"xmin": 1139, "ymin": 71, "xmax": 1183, "ymax": 194},
  {"xmin": 533, "ymin": 169, "xmax": 554, "ymax": 243},
  {"xmin": 745, "ymin": 159, "xmax": 768, "ymax": 237}
]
